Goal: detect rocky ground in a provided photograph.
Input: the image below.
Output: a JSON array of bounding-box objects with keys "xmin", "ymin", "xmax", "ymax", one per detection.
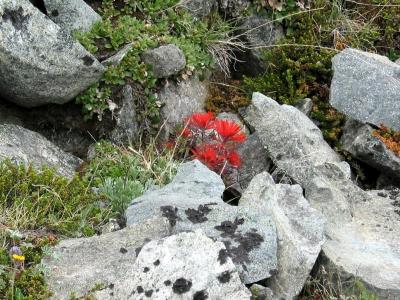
[{"xmin": 1, "ymin": 0, "xmax": 400, "ymax": 299}]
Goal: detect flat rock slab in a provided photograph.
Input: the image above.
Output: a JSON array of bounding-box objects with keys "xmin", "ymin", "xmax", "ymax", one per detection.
[
  {"xmin": 330, "ymin": 48, "xmax": 400, "ymax": 131},
  {"xmin": 42, "ymin": 218, "xmax": 172, "ymax": 299},
  {"xmin": 0, "ymin": 124, "xmax": 81, "ymax": 177},
  {"xmin": 0, "ymin": 0, "xmax": 104, "ymax": 107},
  {"xmin": 103, "ymin": 230, "xmax": 251, "ymax": 299},
  {"xmin": 43, "ymin": 0, "xmax": 101, "ymax": 33},
  {"xmin": 240, "ymin": 172, "xmax": 325, "ymax": 299},
  {"xmin": 126, "ymin": 160, "xmax": 278, "ymax": 284}
]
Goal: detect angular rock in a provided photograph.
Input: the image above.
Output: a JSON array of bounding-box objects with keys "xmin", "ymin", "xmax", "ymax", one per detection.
[
  {"xmin": 330, "ymin": 48, "xmax": 400, "ymax": 131},
  {"xmin": 341, "ymin": 119, "xmax": 400, "ymax": 180},
  {"xmin": 240, "ymin": 172, "xmax": 326, "ymax": 299},
  {"xmin": 109, "ymin": 84, "xmax": 139, "ymax": 144},
  {"xmin": 43, "ymin": 0, "xmax": 101, "ymax": 33},
  {"xmin": 142, "ymin": 44, "xmax": 186, "ymax": 78},
  {"xmin": 105, "ymin": 231, "xmax": 251, "ymax": 299},
  {"xmin": 102, "ymin": 43, "xmax": 133, "ymax": 67},
  {"xmin": 158, "ymin": 75, "xmax": 209, "ymax": 136},
  {"xmin": 42, "ymin": 218, "xmax": 171, "ymax": 299},
  {"xmin": 179, "ymin": 0, "xmax": 217, "ymax": 17},
  {"xmin": 236, "ymin": 13, "xmax": 284, "ymax": 76},
  {"xmin": 0, "ymin": 124, "xmax": 82, "ymax": 177},
  {"xmin": 242, "ymin": 92, "xmax": 341, "ymax": 185},
  {"xmin": 250, "ymin": 284, "xmax": 275, "ymax": 300},
  {"xmin": 295, "ymin": 98, "xmax": 313, "ymax": 116},
  {"xmin": 0, "ymin": 0, "xmax": 104, "ymax": 107},
  {"xmin": 126, "ymin": 160, "xmax": 278, "ymax": 284}
]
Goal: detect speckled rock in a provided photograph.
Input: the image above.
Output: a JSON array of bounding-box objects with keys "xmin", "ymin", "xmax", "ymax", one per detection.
[
  {"xmin": 43, "ymin": 0, "xmax": 101, "ymax": 33},
  {"xmin": 0, "ymin": 124, "xmax": 81, "ymax": 177},
  {"xmin": 42, "ymin": 218, "xmax": 171, "ymax": 300},
  {"xmin": 330, "ymin": 48, "xmax": 400, "ymax": 131},
  {"xmin": 158, "ymin": 75, "xmax": 209, "ymax": 136},
  {"xmin": 219, "ymin": 0, "xmax": 250, "ymax": 17},
  {"xmin": 240, "ymin": 172, "xmax": 326, "ymax": 299},
  {"xmin": 179, "ymin": 0, "xmax": 217, "ymax": 17},
  {"xmin": 241, "ymin": 92, "xmax": 341, "ymax": 185},
  {"xmin": 142, "ymin": 44, "xmax": 186, "ymax": 78},
  {"xmin": 0, "ymin": 0, "xmax": 104, "ymax": 107},
  {"xmin": 126, "ymin": 160, "xmax": 278, "ymax": 284},
  {"xmin": 341, "ymin": 119, "xmax": 400, "ymax": 180},
  {"xmin": 105, "ymin": 230, "xmax": 251, "ymax": 299}
]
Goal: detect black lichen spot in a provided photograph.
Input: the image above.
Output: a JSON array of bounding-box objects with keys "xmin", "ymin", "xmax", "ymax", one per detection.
[
  {"xmin": 164, "ymin": 280, "xmax": 172, "ymax": 286},
  {"xmin": 109, "ymin": 283, "xmax": 115, "ymax": 289},
  {"xmin": 193, "ymin": 290, "xmax": 208, "ymax": 300},
  {"xmin": 51, "ymin": 9, "xmax": 59, "ymax": 17},
  {"xmin": 82, "ymin": 55, "xmax": 95, "ymax": 66},
  {"xmin": 185, "ymin": 205, "xmax": 212, "ymax": 223},
  {"xmin": 120, "ymin": 247, "xmax": 128, "ymax": 254},
  {"xmin": 143, "ymin": 267, "xmax": 150, "ymax": 273},
  {"xmin": 218, "ymin": 249, "xmax": 229, "ymax": 265},
  {"xmin": 172, "ymin": 278, "xmax": 192, "ymax": 294},
  {"xmin": 2, "ymin": 7, "xmax": 31, "ymax": 30},
  {"xmin": 217, "ymin": 271, "xmax": 231, "ymax": 284},
  {"xmin": 160, "ymin": 206, "xmax": 180, "ymax": 226},
  {"xmin": 269, "ymin": 269, "xmax": 279, "ymax": 276},
  {"xmin": 137, "ymin": 286, "xmax": 144, "ymax": 294},
  {"xmin": 153, "ymin": 259, "xmax": 160, "ymax": 266},
  {"xmin": 145, "ymin": 290, "xmax": 153, "ymax": 297},
  {"xmin": 214, "ymin": 218, "xmax": 244, "ymax": 237},
  {"xmin": 135, "ymin": 247, "xmax": 142, "ymax": 256}
]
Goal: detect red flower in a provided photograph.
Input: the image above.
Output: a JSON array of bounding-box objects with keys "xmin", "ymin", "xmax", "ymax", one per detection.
[
  {"xmin": 186, "ymin": 112, "xmax": 215, "ymax": 130},
  {"xmin": 180, "ymin": 127, "xmax": 192, "ymax": 138},
  {"xmin": 213, "ymin": 119, "xmax": 247, "ymax": 142},
  {"xmin": 227, "ymin": 150, "xmax": 241, "ymax": 168},
  {"xmin": 192, "ymin": 144, "xmax": 224, "ymax": 169}
]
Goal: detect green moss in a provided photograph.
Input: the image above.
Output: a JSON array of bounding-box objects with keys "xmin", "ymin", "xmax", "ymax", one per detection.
[{"xmin": 74, "ymin": 0, "xmax": 231, "ymax": 124}]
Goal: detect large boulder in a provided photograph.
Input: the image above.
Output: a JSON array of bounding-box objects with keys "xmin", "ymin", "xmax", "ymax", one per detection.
[
  {"xmin": 42, "ymin": 218, "xmax": 172, "ymax": 299},
  {"xmin": 0, "ymin": 0, "xmax": 104, "ymax": 107},
  {"xmin": 240, "ymin": 172, "xmax": 326, "ymax": 299},
  {"xmin": 0, "ymin": 124, "xmax": 82, "ymax": 177},
  {"xmin": 158, "ymin": 75, "xmax": 209, "ymax": 136},
  {"xmin": 341, "ymin": 119, "xmax": 400, "ymax": 181},
  {"xmin": 43, "ymin": 0, "xmax": 101, "ymax": 33},
  {"xmin": 330, "ymin": 48, "xmax": 400, "ymax": 131},
  {"xmin": 242, "ymin": 92, "xmax": 400, "ymax": 297},
  {"xmin": 106, "ymin": 230, "xmax": 251, "ymax": 299},
  {"xmin": 126, "ymin": 160, "xmax": 278, "ymax": 284},
  {"xmin": 142, "ymin": 44, "xmax": 186, "ymax": 78}
]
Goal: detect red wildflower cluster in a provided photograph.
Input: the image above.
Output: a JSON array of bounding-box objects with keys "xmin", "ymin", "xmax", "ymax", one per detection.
[{"xmin": 181, "ymin": 112, "xmax": 247, "ymax": 173}]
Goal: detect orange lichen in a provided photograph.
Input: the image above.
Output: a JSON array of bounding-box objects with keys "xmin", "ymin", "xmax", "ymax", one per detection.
[{"xmin": 372, "ymin": 124, "xmax": 400, "ymax": 157}]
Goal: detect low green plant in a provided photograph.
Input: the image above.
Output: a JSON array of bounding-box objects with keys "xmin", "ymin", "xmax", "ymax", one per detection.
[
  {"xmin": 83, "ymin": 141, "xmax": 178, "ymax": 224},
  {"xmin": 74, "ymin": 0, "xmax": 233, "ymax": 124}
]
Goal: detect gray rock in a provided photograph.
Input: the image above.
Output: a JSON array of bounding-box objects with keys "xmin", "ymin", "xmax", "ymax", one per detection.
[
  {"xmin": 126, "ymin": 160, "xmax": 278, "ymax": 284},
  {"xmin": 179, "ymin": 0, "xmax": 217, "ymax": 17},
  {"xmin": 341, "ymin": 119, "xmax": 400, "ymax": 180},
  {"xmin": 330, "ymin": 48, "xmax": 400, "ymax": 131},
  {"xmin": 43, "ymin": 0, "xmax": 101, "ymax": 33},
  {"xmin": 102, "ymin": 43, "xmax": 133, "ymax": 67},
  {"xmin": 42, "ymin": 218, "xmax": 171, "ymax": 299},
  {"xmin": 158, "ymin": 75, "xmax": 209, "ymax": 136},
  {"xmin": 0, "ymin": 124, "xmax": 82, "ymax": 178},
  {"xmin": 250, "ymin": 284, "xmax": 275, "ymax": 300},
  {"xmin": 0, "ymin": 0, "xmax": 104, "ymax": 107},
  {"xmin": 236, "ymin": 14, "xmax": 284, "ymax": 76},
  {"xmin": 295, "ymin": 98, "xmax": 313, "ymax": 116},
  {"xmin": 110, "ymin": 85, "xmax": 139, "ymax": 144},
  {"xmin": 105, "ymin": 230, "xmax": 251, "ymax": 299},
  {"xmin": 242, "ymin": 92, "xmax": 341, "ymax": 185},
  {"xmin": 219, "ymin": 0, "xmax": 250, "ymax": 17},
  {"xmin": 142, "ymin": 44, "xmax": 186, "ymax": 78},
  {"xmin": 240, "ymin": 172, "xmax": 326, "ymax": 299},
  {"xmin": 320, "ymin": 189, "xmax": 400, "ymax": 299}
]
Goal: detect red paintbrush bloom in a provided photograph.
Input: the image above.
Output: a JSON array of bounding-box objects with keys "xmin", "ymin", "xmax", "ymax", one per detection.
[
  {"xmin": 186, "ymin": 112, "xmax": 215, "ymax": 130},
  {"xmin": 192, "ymin": 144, "xmax": 224, "ymax": 169},
  {"xmin": 180, "ymin": 127, "xmax": 192, "ymax": 138},
  {"xmin": 213, "ymin": 119, "xmax": 247, "ymax": 142},
  {"xmin": 227, "ymin": 150, "xmax": 241, "ymax": 168}
]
